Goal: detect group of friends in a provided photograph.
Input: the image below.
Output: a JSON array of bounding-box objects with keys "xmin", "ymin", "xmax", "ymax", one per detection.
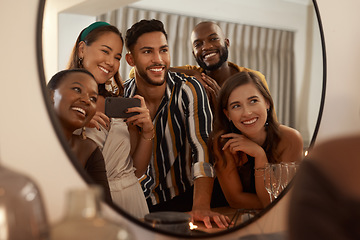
[{"xmin": 47, "ymin": 18, "xmax": 303, "ymax": 229}]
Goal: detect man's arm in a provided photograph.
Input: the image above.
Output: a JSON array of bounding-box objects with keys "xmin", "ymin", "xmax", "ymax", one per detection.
[
  {"xmin": 191, "ymin": 177, "xmax": 230, "ymax": 228},
  {"xmin": 182, "ymin": 77, "xmax": 230, "ymax": 228},
  {"xmin": 169, "ymin": 66, "xmax": 201, "ymax": 78}
]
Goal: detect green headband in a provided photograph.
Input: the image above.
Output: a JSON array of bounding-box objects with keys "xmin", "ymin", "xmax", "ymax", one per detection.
[{"xmin": 80, "ymin": 21, "xmax": 110, "ymax": 41}]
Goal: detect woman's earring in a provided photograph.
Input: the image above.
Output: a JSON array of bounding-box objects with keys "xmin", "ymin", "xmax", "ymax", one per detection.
[
  {"xmin": 265, "ymin": 109, "xmax": 269, "ymax": 126},
  {"xmin": 78, "ymin": 57, "xmax": 83, "ymax": 68},
  {"xmin": 105, "ymin": 77, "xmax": 120, "ymax": 95},
  {"xmin": 81, "ymin": 127, "xmax": 87, "ymax": 140}
]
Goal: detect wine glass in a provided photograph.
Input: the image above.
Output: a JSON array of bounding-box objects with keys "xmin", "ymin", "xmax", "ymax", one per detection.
[
  {"xmin": 269, "ymin": 163, "xmax": 282, "ymax": 199},
  {"xmin": 280, "ymin": 161, "xmax": 300, "ymax": 191},
  {"xmin": 264, "ymin": 164, "xmax": 273, "ymax": 202},
  {"xmin": 280, "ymin": 162, "xmax": 290, "ymax": 191},
  {"xmin": 287, "ymin": 162, "xmax": 297, "ymax": 182}
]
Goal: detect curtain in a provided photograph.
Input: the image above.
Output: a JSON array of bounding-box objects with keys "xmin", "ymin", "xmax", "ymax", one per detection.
[{"xmin": 98, "ymin": 6, "xmax": 295, "ymax": 127}]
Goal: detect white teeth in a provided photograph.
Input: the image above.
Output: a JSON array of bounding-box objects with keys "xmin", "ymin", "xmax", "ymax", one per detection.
[
  {"xmin": 204, "ymin": 53, "xmax": 216, "ymax": 59},
  {"xmin": 99, "ymin": 66, "xmax": 109, "ymax": 74},
  {"xmin": 243, "ymin": 118, "xmax": 257, "ymax": 125},
  {"xmin": 150, "ymin": 68, "xmax": 162, "ymax": 72},
  {"xmin": 72, "ymin": 107, "xmax": 86, "ymax": 116}
]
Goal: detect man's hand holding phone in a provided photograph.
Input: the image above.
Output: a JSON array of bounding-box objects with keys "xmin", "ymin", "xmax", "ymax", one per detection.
[
  {"xmin": 105, "ymin": 97, "xmax": 141, "ymax": 118},
  {"xmin": 105, "ymin": 95, "xmax": 154, "ymax": 137}
]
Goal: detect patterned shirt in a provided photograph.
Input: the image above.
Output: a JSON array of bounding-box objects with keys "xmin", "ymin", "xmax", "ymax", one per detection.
[{"xmin": 124, "ymin": 71, "xmax": 215, "ymax": 205}]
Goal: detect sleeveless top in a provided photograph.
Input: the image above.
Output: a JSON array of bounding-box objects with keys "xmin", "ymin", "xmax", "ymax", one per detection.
[{"xmin": 237, "ymin": 155, "xmax": 256, "ymax": 194}]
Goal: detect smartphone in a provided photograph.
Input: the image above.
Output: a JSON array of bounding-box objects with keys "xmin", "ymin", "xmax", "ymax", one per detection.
[{"xmin": 105, "ymin": 97, "xmax": 141, "ymax": 118}]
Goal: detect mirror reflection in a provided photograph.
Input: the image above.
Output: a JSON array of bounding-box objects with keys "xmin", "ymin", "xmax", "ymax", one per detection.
[{"xmin": 42, "ymin": 0, "xmax": 323, "ymax": 235}]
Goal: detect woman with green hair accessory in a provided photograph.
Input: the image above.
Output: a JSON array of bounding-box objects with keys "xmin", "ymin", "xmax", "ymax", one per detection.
[{"xmin": 67, "ymin": 22, "xmax": 153, "ymax": 218}]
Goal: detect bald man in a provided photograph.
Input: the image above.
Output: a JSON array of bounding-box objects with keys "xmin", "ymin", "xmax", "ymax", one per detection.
[{"xmin": 173, "ymin": 21, "xmax": 269, "ymax": 109}]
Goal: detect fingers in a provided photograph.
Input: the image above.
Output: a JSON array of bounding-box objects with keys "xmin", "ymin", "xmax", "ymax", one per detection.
[
  {"xmin": 221, "ymin": 133, "xmax": 239, "ymax": 138},
  {"xmin": 87, "ymin": 112, "xmax": 110, "ymax": 130},
  {"xmin": 222, "ymin": 137, "xmax": 237, "ymax": 150},
  {"xmin": 94, "ymin": 116, "xmax": 110, "ymax": 130},
  {"xmin": 197, "ymin": 77, "xmax": 209, "ymax": 89},
  {"xmin": 225, "ymin": 215, "xmax": 231, "ymax": 224},
  {"xmin": 201, "ymin": 74, "xmax": 220, "ymax": 91},
  {"xmin": 128, "ymin": 116, "xmax": 153, "ymax": 131},
  {"xmin": 204, "ymin": 84, "xmax": 217, "ymax": 98},
  {"xmin": 87, "ymin": 119, "xmax": 100, "ymax": 130},
  {"xmin": 125, "ymin": 97, "xmax": 153, "ymax": 131},
  {"xmin": 203, "ymin": 214, "xmax": 230, "ymax": 229},
  {"xmin": 202, "ymin": 216, "xmax": 213, "ymax": 229},
  {"xmin": 126, "ymin": 107, "xmax": 150, "ymax": 121},
  {"xmin": 133, "ymin": 94, "xmax": 146, "ymax": 108},
  {"xmin": 221, "ymin": 134, "xmax": 246, "ymax": 153},
  {"xmin": 212, "ymin": 215, "xmax": 229, "ymax": 229}
]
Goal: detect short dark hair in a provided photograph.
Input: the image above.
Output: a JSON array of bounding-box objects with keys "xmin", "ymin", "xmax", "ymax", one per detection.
[
  {"xmin": 47, "ymin": 69, "xmax": 95, "ymax": 91},
  {"xmin": 125, "ymin": 19, "xmax": 168, "ymax": 52}
]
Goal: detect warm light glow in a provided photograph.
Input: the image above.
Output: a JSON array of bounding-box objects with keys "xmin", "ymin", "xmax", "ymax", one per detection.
[
  {"xmin": 0, "ymin": 206, "xmax": 9, "ymax": 239},
  {"xmin": 189, "ymin": 222, "xmax": 198, "ymax": 230},
  {"xmin": 304, "ymin": 150, "xmax": 309, "ymax": 156}
]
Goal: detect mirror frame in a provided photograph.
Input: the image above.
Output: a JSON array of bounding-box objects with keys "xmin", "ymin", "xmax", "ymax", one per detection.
[{"xmin": 37, "ymin": 0, "xmax": 326, "ymax": 237}]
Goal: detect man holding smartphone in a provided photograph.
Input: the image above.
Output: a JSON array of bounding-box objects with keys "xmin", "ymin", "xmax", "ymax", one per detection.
[{"xmin": 124, "ymin": 19, "xmax": 229, "ymax": 229}]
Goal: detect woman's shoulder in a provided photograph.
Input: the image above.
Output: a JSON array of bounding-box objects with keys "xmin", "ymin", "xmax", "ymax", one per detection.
[
  {"xmin": 278, "ymin": 125, "xmax": 303, "ymax": 144},
  {"xmin": 81, "ymin": 137, "xmax": 99, "ymax": 152},
  {"xmin": 71, "ymin": 135, "xmax": 100, "ymax": 167},
  {"xmin": 73, "ymin": 135, "xmax": 98, "ymax": 155},
  {"xmin": 277, "ymin": 125, "xmax": 303, "ymax": 160}
]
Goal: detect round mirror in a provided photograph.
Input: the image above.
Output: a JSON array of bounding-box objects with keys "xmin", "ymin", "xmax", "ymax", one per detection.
[{"xmin": 40, "ymin": 0, "xmax": 325, "ymax": 237}]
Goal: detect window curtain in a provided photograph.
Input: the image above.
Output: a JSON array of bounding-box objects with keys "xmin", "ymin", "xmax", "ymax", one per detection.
[{"xmin": 98, "ymin": 6, "xmax": 295, "ymax": 127}]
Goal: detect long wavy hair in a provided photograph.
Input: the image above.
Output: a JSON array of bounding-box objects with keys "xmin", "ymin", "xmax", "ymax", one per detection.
[
  {"xmin": 209, "ymin": 71, "xmax": 281, "ymax": 167},
  {"xmin": 67, "ymin": 24, "xmax": 124, "ymax": 97}
]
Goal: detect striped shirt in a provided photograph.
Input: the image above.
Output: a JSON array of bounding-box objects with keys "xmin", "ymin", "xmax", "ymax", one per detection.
[{"xmin": 124, "ymin": 71, "xmax": 215, "ymax": 206}]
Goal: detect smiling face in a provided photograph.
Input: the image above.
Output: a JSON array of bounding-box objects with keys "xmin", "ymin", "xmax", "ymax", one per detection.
[
  {"xmin": 52, "ymin": 72, "xmax": 98, "ymax": 135},
  {"xmin": 78, "ymin": 32, "xmax": 123, "ymax": 84},
  {"xmin": 126, "ymin": 31, "xmax": 170, "ymax": 86},
  {"xmin": 191, "ymin": 22, "xmax": 229, "ymax": 71},
  {"xmin": 223, "ymin": 83, "xmax": 270, "ymax": 139}
]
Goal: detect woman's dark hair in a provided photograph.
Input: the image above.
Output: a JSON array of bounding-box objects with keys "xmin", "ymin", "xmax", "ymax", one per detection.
[
  {"xmin": 67, "ymin": 24, "xmax": 124, "ymax": 97},
  {"xmin": 209, "ymin": 71, "xmax": 280, "ymax": 167},
  {"xmin": 47, "ymin": 68, "xmax": 95, "ymax": 91},
  {"xmin": 125, "ymin": 19, "xmax": 168, "ymax": 52}
]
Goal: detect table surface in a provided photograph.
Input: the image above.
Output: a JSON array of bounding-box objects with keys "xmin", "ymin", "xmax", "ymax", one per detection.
[
  {"xmin": 192, "ymin": 207, "xmax": 260, "ymax": 234},
  {"xmin": 140, "ymin": 207, "xmax": 261, "ymax": 235}
]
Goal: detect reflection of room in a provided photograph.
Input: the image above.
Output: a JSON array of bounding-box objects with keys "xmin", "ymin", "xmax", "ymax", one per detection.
[
  {"xmin": 99, "ymin": 6, "xmax": 296, "ymax": 127},
  {"xmin": 44, "ymin": 0, "xmax": 322, "ymax": 148},
  {"xmin": 4, "ymin": 0, "xmax": 360, "ymax": 239}
]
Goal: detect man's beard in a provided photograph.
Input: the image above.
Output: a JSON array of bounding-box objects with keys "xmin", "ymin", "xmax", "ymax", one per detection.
[
  {"xmin": 196, "ymin": 44, "xmax": 229, "ymax": 71},
  {"xmin": 137, "ymin": 65, "xmax": 168, "ymax": 86}
]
